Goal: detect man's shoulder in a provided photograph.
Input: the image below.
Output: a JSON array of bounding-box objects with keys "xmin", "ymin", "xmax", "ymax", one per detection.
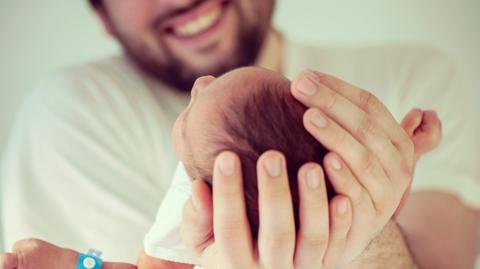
[
  {"xmin": 33, "ymin": 55, "xmax": 147, "ymax": 104},
  {"xmin": 286, "ymin": 40, "xmax": 455, "ymax": 74},
  {"xmin": 14, "ymin": 56, "xmax": 169, "ymax": 143},
  {"xmin": 285, "ymin": 40, "xmax": 458, "ymax": 93},
  {"xmin": 28, "ymin": 55, "xmax": 180, "ymax": 124}
]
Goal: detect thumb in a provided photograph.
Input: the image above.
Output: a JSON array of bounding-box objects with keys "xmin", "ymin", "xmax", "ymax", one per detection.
[
  {"xmin": 0, "ymin": 253, "xmax": 18, "ymax": 269},
  {"xmin": 400, "ymin": 108, "xmax": 423, "ymax": 136},
  {"xmin": 181, "ymin": 180, "xmax": 214, "ymax": 256},
  {"xmin": 411, "ymin": 110, "xmax": 442, "ymax": 160}
]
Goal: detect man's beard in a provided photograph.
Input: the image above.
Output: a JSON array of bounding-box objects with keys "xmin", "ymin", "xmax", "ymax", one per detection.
[{"xmin": 120, "ymin": 23, "xmax": 267, "ymax": 92}]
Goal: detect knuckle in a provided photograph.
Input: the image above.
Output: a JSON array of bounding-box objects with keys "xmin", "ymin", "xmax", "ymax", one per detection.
[
  {"xmin": 356, "ymin": 116, "xmax": 377, "ymax": 140},
  {"xmin": 348, "ymin": 186, "xmax": 367, "ymax": 209},
  {"xmin": 403, "ymin": 132, "xmax": 415, "ymax": 150},
  {"xmin": 334, "ymin": 131, "xmax": 350, "ymax": 151},
  {"xmin": 361, "ymin": 153, "xmax": 377, "ymax": 176},
  {"xmin": 405, "ymin": 137, "xmax": 415, "ymax": 155},
  {"xmin": 262, "ymin": 229, "xmax": 295, "ymax": 248},
  {"xmin": 217, "ymin": 219, "xmax": 245, "ymax": 238},
  {"xmin": 302, "ymin": 234, "xmax": 329, "ymax": 249},
  {"xmin": 359, "ymin": 90, "xmax": 380, "ymax": 112},
  {"xmin": 400, "ymin": 164, "xmax": 413, "ymax": 185},
  {"xmin": 265, "ymin": 184, "xmax": 290, "ymax": 201},
  {"xmin": 324, "ymin": 91, "xmax": 338, "ymax": 111}
]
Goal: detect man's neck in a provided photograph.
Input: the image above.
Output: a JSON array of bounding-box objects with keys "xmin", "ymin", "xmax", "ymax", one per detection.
[{"xmin": 255, "ymin": 29, "xmax": 285, "ymax": 74}]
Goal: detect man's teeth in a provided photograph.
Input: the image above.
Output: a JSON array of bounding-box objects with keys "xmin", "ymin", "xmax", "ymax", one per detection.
[{"xmin": 173, "ymin": 9, "xmax": 222, "ymax": 37}]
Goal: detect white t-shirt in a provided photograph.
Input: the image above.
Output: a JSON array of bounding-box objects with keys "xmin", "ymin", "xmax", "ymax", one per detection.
[
  {"xmin": 1, "ymin": 56, "xmax": 190, "ymax": 263},
  {"xmin": 143, "ymin": 42, "xmax": 480, "ymax": 265}
]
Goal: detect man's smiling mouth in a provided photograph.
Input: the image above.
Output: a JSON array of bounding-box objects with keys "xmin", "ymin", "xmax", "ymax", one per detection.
[{"xmin": 162, "ymin": 0, "xmax": 230, "ymax": 39}]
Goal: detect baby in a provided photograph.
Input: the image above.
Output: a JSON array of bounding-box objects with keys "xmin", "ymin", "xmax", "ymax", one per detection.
[
  {"xmin": 174, "ymin": 67, "xmax": 334, "ymax": 238},
  {"xmin": 172, "ymin": 66, "xmax": 438, "ymax": 239},
  {"xmin": 0, "ymin": 67, "xmax": 441, "ymax": 269}
]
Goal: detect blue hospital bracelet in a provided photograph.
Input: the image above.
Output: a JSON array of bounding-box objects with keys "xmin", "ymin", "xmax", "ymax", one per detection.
[{"xmin": 76, "ymin": 249, "xmax": 103, "ymax": 269}]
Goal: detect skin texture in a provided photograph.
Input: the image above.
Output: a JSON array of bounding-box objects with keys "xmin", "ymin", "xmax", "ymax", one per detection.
[
  {"xmin": 397, "ymin": 191, "xmax": 480, "ymax": 269},
  {"xmin": 89, "ymin": 8, "xmax": 480, "ymax": 266},
  {"xmin": 172, "ymin": 67, "xmax": 293, "ymax": 178},
  {"xmin": 180, "ymin": 69, "xmax": 444, "ymax": 269},
  {"xmin": 1, "ymin": 1, "xmax": 478, "ymax": 268},
  {"xmin": 0, "ymin": 68, "xmax": 442, "ymax": 269}
]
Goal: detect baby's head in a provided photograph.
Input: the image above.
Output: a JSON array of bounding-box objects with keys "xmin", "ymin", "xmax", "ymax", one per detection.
[{"xmin": 173, "ymin": 67, "xmax": 334, "ymax": 238}]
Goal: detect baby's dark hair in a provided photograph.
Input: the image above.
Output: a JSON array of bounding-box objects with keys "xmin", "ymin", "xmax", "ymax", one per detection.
[{"xmin": 191, "ymin": 79, "xmax": 334, "ymax": 239}]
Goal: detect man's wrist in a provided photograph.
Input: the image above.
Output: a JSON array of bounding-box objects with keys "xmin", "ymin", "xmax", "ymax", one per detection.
[{"xmin": 341, "ymin": 221, "xmax": 417, "ymax": 269}]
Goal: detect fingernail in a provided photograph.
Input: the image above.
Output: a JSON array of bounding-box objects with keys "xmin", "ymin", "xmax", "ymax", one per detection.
[
  {"xmin": 218, "ymin": 153, "xmax": 236, "ymax": 176},
  {"xmin": 296, "ymin": 74, "xmax": 318, "ymax": 96},
  {"xmin": 263, "ymin": 154, "xmax": 282, "ymax": 177},
  {"xmin": 330, "ymin": 156, "xmax": 342, "ymax": 170},
  {"xmin": 337, "ymin": 199, "xmax": 348, "ymax": 215},
  {"xmin": 311, "ymin": 112, "xmax": 328, "ymax": 128},
  {"xmin": 306, "ymin": 168, "xmax": 321, "ymax": 189}
]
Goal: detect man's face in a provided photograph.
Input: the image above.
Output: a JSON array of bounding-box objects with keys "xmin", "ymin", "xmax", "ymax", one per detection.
[{"xmin": 99, "ymin": 0, "xmax": 275, "ymax": 91}]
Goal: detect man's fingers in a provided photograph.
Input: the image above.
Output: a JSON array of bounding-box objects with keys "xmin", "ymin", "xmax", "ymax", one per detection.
[
  {"xmin": 212, "ymin": 151, "xmax": 254, "ymax": 264},
  {"xmin": 323, "ymin": 153, "xmax": 381, "ymax": 262},
  {"xmin": 181, "ymin": 180, "xmax": 213, "ymax": 255},
  {"xmin": 257, "ymin": 151, "xmax": 295, "ymax": 269},
  {"xmin": 313, "ymin": 70, "xmax": 413, "ymax": 159},
  {"xmin": 302, "ymin": 108, "xmax": 390, "ymax": 210},
  {"xmin": 292, "ymin": 71, "xmax": 407, "ymax": 187},
  {"xmin": 0, "ymin": 252, "xmax": 18, "ymax": 269},
  {"xmin": 323, "ymin": 153, "xmax": 373, "ymax": 211},
  {"xmin": 294, "ymin": 163, "xmax": 329, "ymax": 269},
  {"xmin": 292, "ymin": 70, "xmax": 413, "ymax": 162},
  {"xmin": 322, "ymin": 196, "xmax": 352, "ymax": 269}
]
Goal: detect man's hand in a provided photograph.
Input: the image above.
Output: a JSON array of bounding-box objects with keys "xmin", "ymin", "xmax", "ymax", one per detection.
[
  {"xmin": 181, "ymin": 151, "xmax": 353, "ymax": 269},
  {"xmin": 290, "ymin": 70, "xmax": 417, "ymax": 264}
]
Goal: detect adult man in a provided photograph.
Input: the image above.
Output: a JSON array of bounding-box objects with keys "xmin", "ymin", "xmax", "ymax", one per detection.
[{"xmin": 1, "ymin": 0, "xmax": 479, "ymax": 268}]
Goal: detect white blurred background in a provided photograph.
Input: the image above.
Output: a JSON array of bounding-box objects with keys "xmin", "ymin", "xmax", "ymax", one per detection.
[{"xmin": 0, "ymin": 0, "xmax": 479, "ymax": 252}]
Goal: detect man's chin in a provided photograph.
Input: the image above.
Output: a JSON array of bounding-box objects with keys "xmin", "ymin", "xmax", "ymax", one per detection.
[{"xmin": 123, "ymin": 28, "xmax": 265, "ymax": 91}]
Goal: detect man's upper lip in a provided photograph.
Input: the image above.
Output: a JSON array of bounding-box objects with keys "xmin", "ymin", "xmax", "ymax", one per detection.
[{"xmin": 161, "ymin": 0, "xmax": 226, "ymax": 32}]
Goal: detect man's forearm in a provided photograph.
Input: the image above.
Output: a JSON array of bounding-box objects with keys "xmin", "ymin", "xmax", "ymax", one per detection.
[{"xmin": 342, "ymin": 221, "xmax": 417, "ymax": 269}]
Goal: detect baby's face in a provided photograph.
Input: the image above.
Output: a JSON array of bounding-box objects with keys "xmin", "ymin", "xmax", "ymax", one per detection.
[{"xmin": 172, "ymin": 67, "xmax": 289, "ymax": 179}]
